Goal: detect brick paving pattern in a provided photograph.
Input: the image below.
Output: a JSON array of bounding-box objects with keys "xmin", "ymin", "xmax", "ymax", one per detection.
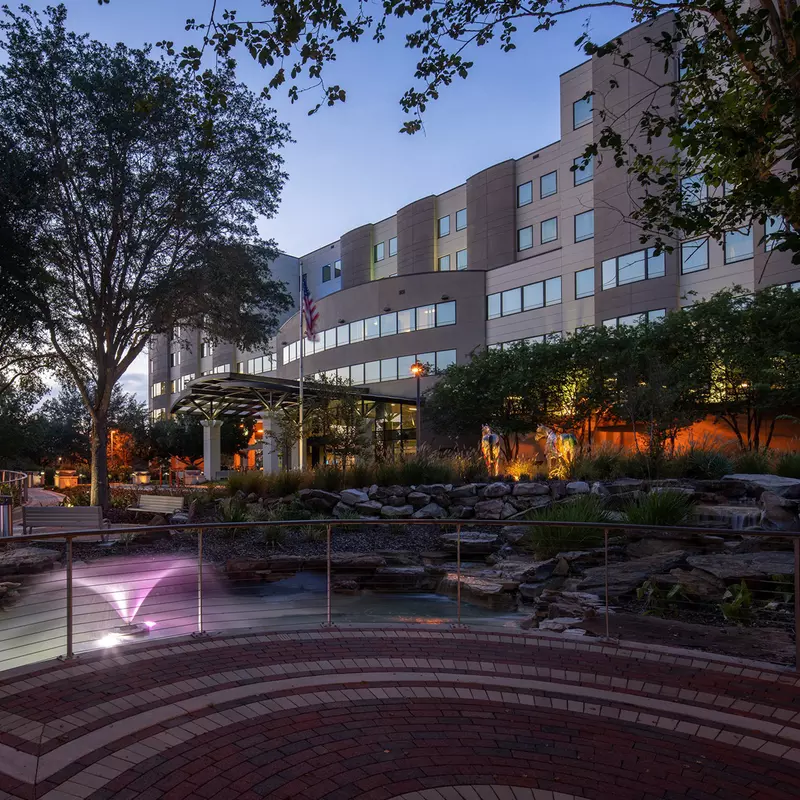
[{"xmin": 0, "ymin": 626, "xmax": 799, "ymax": 799}]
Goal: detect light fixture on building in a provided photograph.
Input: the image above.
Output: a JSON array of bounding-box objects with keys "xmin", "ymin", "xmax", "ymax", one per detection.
[
  {"xmin": 338, "ymin": 318, "xmax": 346, "ymax": 324},
  {"xmin": 441, "ymin": 294, "xmax": 449, "ymax": 300},
  {"xmin": 383, "ymin": 306, "xmax": 391, "ymax": 312}
]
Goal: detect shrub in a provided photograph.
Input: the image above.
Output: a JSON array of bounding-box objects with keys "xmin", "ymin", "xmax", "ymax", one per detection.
[
  {"xmin": 522, "ymin": 495, "xmax": 613, "ymax": 558},
  {"xmin": 572, "ymin": 444, "xmax": 624, "ymax": 481},
  {"xmin": 448, "ymin": 449, "xmax": 489, "ymax": 483},
  {"xmin": 311, "ymin": 464, "xmax": 343, "ymax": 492},
  {"xmin": 506, "ymin": 457, "xmax": 545, "ymax": 481},
  {"xmin": 625, "ymin": 490, "xmax": 694, "ymax": 527},
  {"xmin": 345, "ymin": 461, "xmax": 374, "ymax": 489},
  {"xmin": 775, "ymin": 450, "xmax": 800, "ymax": 479},
  {"xmin": 732, "ymin": 450, "xmax": 773, "ymax": 474},
  {"xmin": 265, "ymin": 470, "xmax": 306, "ymax": 497},
  {"xmin": 227, "ymin": 470, "xmax": 269, "ymax": 497},
  {"xmin": 666, "ymin": 444, "xmax": 733, "ymax": 480}
]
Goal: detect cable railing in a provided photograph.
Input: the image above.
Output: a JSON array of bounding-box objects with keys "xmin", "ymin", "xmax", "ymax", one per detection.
[
  {"xmin": 0, "ymin": 518, "xmax": 797, "ymax": 674},
  {"xmin": 0, "ymin": 469, "xmax": 28, "ymax": 507}
]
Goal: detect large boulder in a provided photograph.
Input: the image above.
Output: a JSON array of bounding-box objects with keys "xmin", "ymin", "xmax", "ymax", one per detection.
[
  {"xmin": 385, "ymin": 495, "xmax": 410, "ymax": 508},
  {"xmin": 225, "ymin": 558, "xmax": 274, "ymax": 581},
  {"xmin": 474, "ymin": 498, "xmax": 504, "ymax": 519},
  {"xmin": 512, "ymin": 482, "xmax": 550, "ymax": 497},
  {"xmin": 578, "ymin": 551, "xmax": 688, "ymax": 598},
  {"xmin": 381, "ymin": 504, "xmax": 414, "ymax": 519},
  {"xmin": 355, "ymin": 500, "xmax": 383, "ymax": 516},
  {"xmin": 449, "ymin": 484, "xmax": 477, "ymax": 499},
  {"xmin": 723, "ymin": 474, "xmax": 800, "ymax": 496},
  {"xmin": 416, "ymin": 484, "xmax": 448, "ymax": 495},
  {"xmin": 439, "ymin": 531, "xmax": 500, "ymax": 555},
  {"xmin": 0, "ymin": 581, "xmax": 21, "ymax": 601},
  {"xmin": 691, "ymin": 504, "xmax": 763, "ymax": 530},
  {"xmin": 655, "ymin": 568, "xmax": 726, "ymax": 599},
  {"xmin": 483, "ymin": 482, "xmax": 511, "ymax": 498},
  {"xmin": 687, "ymin": 551, "xmax": 794, "ymax": 580},
  {"xmin": 0, "ymin": 547, "xmax": 61, "ymax": 576},
  {"xmin": 412, "ymin": 502, "xmax": 447, "ymax": 519},
  {"xmin": 501, "ymin": 502, "xmax": 518, "ymax": 519},
  {"xmin": 566, "ymin": 481, "xmax": 590, "ymax": 495},
  {"xmin": 339, "ymin": 488, "xmax": 369, "ymax": 506},
  {"xmin": 308, "ymin": 489, "xmax": 341, "ymax": 508},
  {"xmin": 437, "ymin": 573, "xmax": 516, "ymax": 610},
  {"xmin": 607, "ymin": 479, "xmax": 645, "ymax": 494},
  {"xmin": 501, "ymin": 525, "xmax": 528, "ymax": 544},
  {"xmin": 330, "ymin": 553, "xmax": 387, "ymax": 571},
  {"xmin": 759, "ymin": 491, "xmax": 799, "ymax": 531},
  {"xmin": 407, "ymin": 491, "xmax": 432, "ymax": 508},
  {"xmin": 364, "ymin": 566, "xmax": 434, "ymax": 591}
]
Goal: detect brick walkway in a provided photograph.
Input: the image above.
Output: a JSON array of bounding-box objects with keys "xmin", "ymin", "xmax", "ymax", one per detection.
[{"xmin": 1, "ymin": 626, "xmax": 799, "ymax": 799}]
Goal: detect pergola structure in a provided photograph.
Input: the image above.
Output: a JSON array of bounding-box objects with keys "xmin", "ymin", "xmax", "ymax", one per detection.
[{"xmin": 169, "ymin": 373, "xmax": 415, "ymax": 478}]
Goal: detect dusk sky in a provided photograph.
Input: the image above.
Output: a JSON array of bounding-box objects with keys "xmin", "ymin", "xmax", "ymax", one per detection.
[{"xmin": 23, "ymin": 0, "xmax": 635, "ymax": 402}]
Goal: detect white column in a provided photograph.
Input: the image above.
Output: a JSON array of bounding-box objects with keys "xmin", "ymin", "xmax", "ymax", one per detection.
[
  {"xmin": 259, "ymin": 412, "xmax": 281, "ymax": 474},
  {"xmin": 200, "ymin": 419, "xmax": 224, "ymax": 480}
]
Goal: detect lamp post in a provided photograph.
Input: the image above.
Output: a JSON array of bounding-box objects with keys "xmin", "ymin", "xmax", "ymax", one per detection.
[{"xmin": 410, "ymin": 360, "xmax": 425, "ymax": 452}]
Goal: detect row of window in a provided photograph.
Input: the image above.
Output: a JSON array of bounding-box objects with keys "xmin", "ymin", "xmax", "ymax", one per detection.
[
  {"xmin": 170, "ymin": 373, "xmax": 195, "ymax": 393},
  {"xmin": 516, "ymin": 209, "xmax": 594, "ymax": 253},
  {"xmin": 517, "ymin": 172, "xmax": 558, "ymax": 206},
  {"xmin": 282, "ymin": 300, "xmax": 457, "ymax": 364},
  {"xmin": 321, "ymin": 260, "xmax": 342, "ymax": 283},
  {"xmin": 438, "ymin": 209, "xmax": 467, "ymax": 238},
  {"xmin": 236, "ymin": 354, "xmax": 278, "ymax": 375},
  {"xmin": 316, "ymin": 349, "xmax": 457, "ymax": 386},
  {"xmin": 602, "ymin": 309, "xmax": 666, "ymax": 328},
  {"xmin": 374, "ymin": 239, "xmax": 396, "ymax": 263},
  {"xmin": 487, "ymin": 277, "xmax": 563, "ymax": 319},
  {"xmin": 437, "ymin": 249, "xmax": 468, "ymax": 271},
  {"xmin": 488, "ymin": 332, "xmax": 562, "ymax": 351},
  {"xmin": 201, "ymin": 364, "xmax": 230, "ymax": 376},
  {"xmin": 200, "ymin": 341, "xmax": 214, "ymax": 358},
  {"xmin": 602, "ymin": 248, "xmax": 666, "ymax": 290}
]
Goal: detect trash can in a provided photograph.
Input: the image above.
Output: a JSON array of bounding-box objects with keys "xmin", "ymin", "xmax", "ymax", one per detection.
[{"xmin": 0, "ymin": 495, "xmax": 13, "ymax": 538}]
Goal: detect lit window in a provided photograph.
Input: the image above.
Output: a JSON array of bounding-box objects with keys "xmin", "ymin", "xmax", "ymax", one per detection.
[
  {"xmin": 541, "ymin": 217, "xmax": 558, "ymax": 244},
  {"xmin": 169, "ymin": 351, "xmax": 179, "ymax": 368},
  {"xmin": 201, "ymin": 341, "xmax": 213, "ymax": 358},
  {"xmin": 374, "ymin": 242, "xmax": 385, "ymax": 262},
  {"xmin": 575, "ymin": 267, "xmax": 595, "ymax": 299},
  {"xmin": 456, "ymin": 208, "xmax": 467, "ymax": 230},
  {"xmin": 350, "ymin": 319, "xmax": 364, "ymax": 343},
  {"xmin": 397, "ymin": 308, "xmax": 415, "ymax": 333},
  {"xmin": 523, "ymin": 282, "xmax": 544, "ymax": 310},
  {"xmin": 436, "ymin": 350, "xmax": 456, "ymax": 372},
  {"xmin": 381, "ymin": 358, "xmax": 398, "ymax": 382},
  {"xmin": 574, "ymin": 210, "xmax": 594, "ymax": 242},
  {"xmin": 487, "ymin": 294, "xmax": 501, "ymax": 320},
  {"xmin": 151, "ymin": 381, "xmax": 166, "ymax": 398},
  {"xmin": 724, "ymin": 227, "xmax": 753, "ymax": 263},
  {"xmin": 681, "ymin": 174, "xmax": 706, "ymax": 206},
  {"xmin": 765, "ymin": 216, "xmax": 785, "ymax": 251},
  {"xmin": 334, "ymin": 259, "xmax": 342, "ymax": 277},
  {"xmin": 502, "ymin": 288, "xmax": 522, "ymax": 315},
  {"xmin": 456, "ymin": 249, "xmax": 467, "ymax": 270},
  {"xmin": 518, "ymin": 226, "xmax": 533, "ymax": 251},
  {"xmin": 365, "ymin": 361, "xmax": 380, "ymax": 383},
  {"xmin": 437, "ymin": 254, "xmax": 451, "ymax": 271},
  {"xmin": 337, "ymin": 324, "xmax": 350, "ymax": 346},
  {"xmin": 365, "ymin": 316, "xmax": 380, "ymax": 339},
  {"xmin": 350, "ymin": 363, "xmax": 365, "ymax": 384},
  {"xmin": 573, "ymin": 94, "xmax": 593, "ymax": 128},
  {"xmin": 417, "ymin": 304, "xmax": 436, "ymax": 330},
  {"xmin": 517, "ymin": 181, "xmax": 533, "ymax": 207},
  {"xmin": 322, "ymin": 264, "xmax": 331, "ymax": 282},
  {"xmin": 436, "ymin": 301, "xmax": 456, "ymax": 326},
  {"xmin": 380, "ymin": 312, "xmax": 397, "ymax": 337},
  {"xmin": 388, "ymin": 237, "xmax": 397, "ymax": 257},
  {"xmin": 545, "ymin": 276, "xmax": 562, "ymax": 306},
  {"xmin": 540, "ymin": 171, "xmax": 557, "ymax": 198},
  {"xmin": 438, "ymin": 215, "xmax": 450, "ymax": 238},
  {"xmin": 681, "ymin": 238, "xmax": 709, "ymax": 274},
  {"xmin": 573, "ymin": 155, "xmax": 594, "ymax": 185}
]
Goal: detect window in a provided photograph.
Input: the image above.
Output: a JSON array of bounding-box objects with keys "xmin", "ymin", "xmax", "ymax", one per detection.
[
  {"xmin": 681, "ymin": 238, "xmax": 709, "ymax": 274},
  {"xmin": 151, "ymin": 381, "xmax": 166, "ymax": 398},
  {"xmin": 416, "ymin": 352, "xmax": 435, "ymax": 372},
  {"xmin": 151, "ymin": 408, "xmax": 166, "ymax": 423},
  {"xmin": 541, "ymin": 217, "xmax": 558, "ymax": 244},
  {"xmin": 334, "ymin": 259, "xmax": 342, "ymax": 277},
  {"xmin": 365, "ymin": 361, "xmax": 380, "ymax": 383},
  {"xmin": 517, "ymin": 181, "xmax": 533, "ymax": 207},
  {"xmin": 397, "ymin": 308, "xmax": 415, "ymax": 333},
  {"xmin": 322, "ymin": 263, "xmax": 332, "ymax": 282},
  {"xmin": 417, "ymin": 304, "xmax": 436, "ymax": 330},
  {"xmin": 456, "ymin": 249, "xmax": 468, "ymax": 270},
  {"xmin": 381, "ymin": 358, "xmax": 398, "ymax": 382},
  {"xmin": 337, "ymin": 367, "xmax": 350, "ymax": 382},
  {"xmin": 575, "ymin": 267, "xmax": 595, "ymax": 299},
  {"xmin": 765, "ymin": 216, "xmax": 785, "ymax": 251},
  {"xmin": 487, "ymin": 294, "xmax": 502, "ymax": 320},
  {"xmin": 725, "ymin": 227, "xmax": 753, "ymax": 263},
  {"xmin": 518, "ymin": 226, "xmax": 533, "ymax": 251},
  {"xmin": 573, "ymin": 155, "xmax": 594, "ymax": 185},
  {"xmin": 573, "ymin": 94, "xmax": 593, "ymax": 128},
  {"xmin": 545, "ymin": 277, "xmax": 562, "ymax": 306},
  {"xmin": 169, "ymin": 351, "xmax": 179, "ymax": 368},
  {"xmin": 604, "ymin": 309, "xmax": 666, "ymax": 328},
  {"xmin": 502, "ymin": 288, "xmax": 522, "ymax": 316},
  {"xmin": 337, "ymin": 324, "xmax": 350, "ymax": 346},
  {"xmin": 681, "ymin": 174, "xmax": 706, "ymax": 206},
  {"xmin": 350, "ymin": 363, "xmax": 365, "ymax": 384},
  {"xmin": 436, "ymin": 350, "xmax": 457, "ymax": 372},
  {"xmin": 350, "ymin": 319, "xmax": 364, "ymax": 343},
  {"xmin": 602, "ymin": 248, "xmax": 665, "ymax": 289},
  {"xmin": 456, "ymin": 208, "xmax": 467, "ymax": 230},
  {"xmin": 200, "ymin": 341, "xmax": 213, "ymax": 358},
  {"xmin": 388, "ymin": 237, "xmax": 397, "ymax": 257},
  {"xmin": 398, "ymin": 354, "xmax": 416, "ymax": 378},
  {"xmin": 574, "ymin": 210, "xmax": 594, "ymax": 242},
  {"xmin": 523, "ymin": 282, "xmax": 544, "ymax": 310},
  {"xmin": 438, "ymin": 215, "xmax": 450, "ymax": 238},
  {"xmin": 540, "ymin": 171, "xmax": 557, "ymax": 198},
  {"xmin": 436, "ymin": 300, "xmax": 456, "ymax": 326},
  {"xmin": 437, "ymin": 254, "xmax": 451, "ymax": 272},
  {"xmin": 374, "ymin": 241, "xmax": 385, "ymax": 262},
  {"xmin": 380, "ymin": 312, "xmax": 397, "ymax": 337},
  {"xmin": 365, "ymin": 316, "xmax": 380, "ymax": 339}
]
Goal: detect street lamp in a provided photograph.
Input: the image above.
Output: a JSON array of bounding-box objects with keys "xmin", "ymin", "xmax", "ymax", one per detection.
[{"xmin": 410, "ymin": 360, "xmax": 426, "ymax": 451}]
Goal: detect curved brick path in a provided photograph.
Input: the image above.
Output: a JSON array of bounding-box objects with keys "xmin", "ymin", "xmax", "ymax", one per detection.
[{"xmin": 1, "ymin": 627, "xmax": 800, "ymax": 799}]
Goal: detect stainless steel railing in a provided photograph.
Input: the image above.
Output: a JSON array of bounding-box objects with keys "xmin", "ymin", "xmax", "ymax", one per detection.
[
  {"xmin": 0, "ymin": 469, "xmax": 28, "ymax": 507},
  {"xmin": 0, "ymin": 517, "xmax": 797, "ymax": 672}
]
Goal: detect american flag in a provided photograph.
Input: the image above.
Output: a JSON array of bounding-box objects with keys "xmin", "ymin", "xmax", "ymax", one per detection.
[{"xmin": 302, "ymin": 275, "xmax": 319, "ymax": 340}]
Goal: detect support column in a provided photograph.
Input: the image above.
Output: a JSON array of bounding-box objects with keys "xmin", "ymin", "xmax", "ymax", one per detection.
[
  {"xmin": 200, "ymin": 419, "xmax": 223, "ymax": 481},
  {"xmin": 259, "ymin": 411, "xmax": 281, "ymax": 474}
]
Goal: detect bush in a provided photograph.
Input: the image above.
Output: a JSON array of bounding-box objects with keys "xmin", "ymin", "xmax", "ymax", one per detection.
[
  {"xmin": 448, "ymin": 449, "xmax": 490, "ymax": 483},
  {"xmin": 775, "ymin": 450, "xmax": 800, "ymax": 479},
  {"xmin": 666, "ymin": 444, "xmax": 733, "ymax": 480},
  {"xmin": 265, "ymin": 469, "xmax": 307, "ymax": 497},
  {"xmin": 732, "ymin": 450, "xmax": 773, "ymax": 474},
  {"xmin": 625, "ymin": 490, "xmax": 694, "ymax": 527},
  {"xmin": 572, "ymin": 444, "xmax": 624, "ymax": 481},
  {"xmin": 344, "ymin": 460, "xmax": 374, "ymax": 489},
  {"xmin": 311, "ymin": 464, "xmax": 344, "ymax": 492},
  {"xmin": 227, "ymin": 470, "xmax": 269, "ymax": 497},
  {"xmin": 522, "ymin": 495, "xmax": 613, "ymax": 558},
  {"xmin": 506, "ymin": 457, "xmax": 545, "ymax": 481}
]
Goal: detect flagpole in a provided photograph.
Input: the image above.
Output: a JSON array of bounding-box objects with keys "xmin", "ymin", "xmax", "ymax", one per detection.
[{"xmin": 298, "ymin": 266, "xmax": 304, "ymax": 471}]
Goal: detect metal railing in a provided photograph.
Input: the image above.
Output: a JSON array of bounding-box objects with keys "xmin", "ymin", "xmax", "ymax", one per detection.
[
  {"xmin": 0, "ymin": 470, "xmax": 28, "ymax": 507},
  {"xmin": 0, "ymin": 518, "xmax": 797, "ymax": 673}
]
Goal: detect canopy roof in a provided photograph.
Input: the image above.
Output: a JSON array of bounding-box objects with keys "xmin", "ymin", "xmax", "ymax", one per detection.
[{"xmin": 169, "ymin": 373, "xmax": 414, "ymax": 420}]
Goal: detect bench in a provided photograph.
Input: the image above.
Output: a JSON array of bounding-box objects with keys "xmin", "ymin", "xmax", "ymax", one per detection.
[
  {"xmin": 22, "ymin": 505, "xmax": 108, "ymax": 536},
  {"xmin": 126, "ymin": 495, "xmax": 185, "ymax": 518}
]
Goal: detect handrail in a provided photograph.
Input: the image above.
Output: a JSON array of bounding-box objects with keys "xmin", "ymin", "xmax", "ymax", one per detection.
[{"xmin": 0, "ymin": 469, "xmax": 28, "ymax": 507}]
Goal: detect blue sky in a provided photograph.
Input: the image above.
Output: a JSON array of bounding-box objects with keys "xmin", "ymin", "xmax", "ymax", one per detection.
[{"xmin": 22, "ymin": 1, "xmax": 635, "ymax": 401}]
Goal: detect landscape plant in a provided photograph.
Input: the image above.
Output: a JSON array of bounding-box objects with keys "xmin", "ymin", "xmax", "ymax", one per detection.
[
  {"xmin": 624, "ymin": 490, "xmax": 694, "ymax": 528},
  {"xmin": 775, "ymin": 451, "xmax": 800, "ymax": 479},
  {"xmin": 522, "ymin": 495, "xmax": 613, "ymax": 558}
]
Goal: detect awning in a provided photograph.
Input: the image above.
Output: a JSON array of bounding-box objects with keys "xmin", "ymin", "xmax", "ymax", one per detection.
[{"xmin": 169, "ymin": 372, "xmax": 414, "ymax": 419}]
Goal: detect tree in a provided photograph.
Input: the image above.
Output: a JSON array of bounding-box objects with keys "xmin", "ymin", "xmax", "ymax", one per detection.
[
  {"xmin": 149, "ymin": 414, "xmax": 252, "ymax": 466},
  {"xmin": 0, "ymin": 5, "xmax": 292, "ymax": 508}
]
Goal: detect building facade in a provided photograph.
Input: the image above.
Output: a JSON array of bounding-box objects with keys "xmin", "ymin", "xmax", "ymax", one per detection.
[{"xmin": 148, "ymin": 15, "xmax": 799, "ymax": 462}]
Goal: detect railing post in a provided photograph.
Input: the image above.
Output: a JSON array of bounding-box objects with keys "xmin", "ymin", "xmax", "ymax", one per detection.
[
  {"xmin": 325, "ymin": 523, "xmax": 332, "ymax": 627},
  {"xmin": 455, "ymin": 523, "xmax": 463, "ymax": 628},
  {"xmin": 60, "ymin": 537, "xmax": 75, "ymax": 661},
  {"xmin": 794, "ymin": 537, "xmax": 799, "ymax": 673},
  {"xmin": 193, "ymin": 530, "xmax": 206, "ymax": 637},
  {"xmin": 604, "ymin": 527, "xmax": 610, "ymax": 641}
]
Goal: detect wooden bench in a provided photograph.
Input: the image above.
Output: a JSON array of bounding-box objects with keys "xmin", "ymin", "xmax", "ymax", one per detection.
[
  {"xmin": 22, "ymin": 505, "xmax": 108, "ymax": 536},
  {"xmin": 126, "ymin": 495, "xmax": 185, "ymax": 517}
]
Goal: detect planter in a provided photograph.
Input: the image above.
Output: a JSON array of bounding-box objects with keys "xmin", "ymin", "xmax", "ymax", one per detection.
[{"xmin": 54, "ymin": 470, "xmax": 78, "ymax": 489}]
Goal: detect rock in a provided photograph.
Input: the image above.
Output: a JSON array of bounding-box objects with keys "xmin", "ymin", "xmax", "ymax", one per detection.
[
  {"xmin": 381, "ymin": 504, "xmax": 414, "ymax": 518},
  {"xmin": 330, "ymin": 553, "xmax": 387, "ymax": 570},
  {"xmin": 439, "ymin": 531, "xmax": 500, "ymax": 555},
  {"xmin": 566, "ymin": 481, "xmax": 590, "ymax": 495},
  {"xmin": 386, "ymin": 495, "xmax": 409, "ymax": 508},
  {"xmin": 302, "ymin": 497, "xmax": 334, "ymax": 513},
  {"xmin": 0, "ymin": 581, "xmax": 21, "ymax": 601},
  {"xmin": 332, "ymin": 578, "xmax": 360, "ymax": 594},
  {"xmin": 512, "ymin": 482, "xmax": 550, "ymax": 497},
  {"xmin": 355, "ymin": 500, "xmax": 383, "ymax": 516},
  {"xmin": 416, "ymin": 484, "xmax": 447, "ymax": 495},
  {"xmin": 553, "ymin": 557, "xmax": 570, "ymax": 577},
  {"xmin": 437, "ymin": 573, "xmax": 516, "ymax": 610},
  {"xmin": 148, "ymin": 513, "xmax": 168, "ymax": 527},
  {"xmin": 691, "ymin": 504, "xmax": 763, "ymax": 530},
  {"xmin": 474, "ymin": 498, "xmax": 504, "ymax": 519},
  {"xmin": 340, "ymin": 488, "xmax": 369, "ymax": 506},
  {"xmin": 550, "ymin": 481, "xmax": 568, "ymax": 499},
  {"xmin": 407, "ymin": 491, "xmax": 432, "ymax": 508},
  {"xmin": 608, "ymin": 479, "xmax": 645, "ymax": 494},
  {"xmin": 449, "ymin": 505, "xmax": 469, "ymax": 519},
  {"xmin": 655, "ymin": 568, "xmax": 726, "ymax": 599},
  {"xmin": 264, "ymin": 555, "xmax": 304, "ymax": 572},
  {"xmin": 375, "ymin": 550, "xmax": 419, "ymax": 566},
  {"xmin": 627, "ymin": 536, "xmax": 695, "ymax": 558},
  {"xmin": 687, "ymin": 551, "xmax": 795, "ymax": 580},
  {"xmin": 539, "ymin": 617, "xmax": 583, "ymax": 632},
  {"xmin": 225, "ymin": 558, "xmax": 274, "ymax": 581},
  {"xmin": 501, "ymin": 502, "xmax": 518, "ymax": 519},
  {"xmin": 651, "ymin": 485, "xmax": 695, "ymax": 496},
  {"xmin": 431, "ymin": 492, "xmax": 451, "ymax": 509},
  {"xmin": 606, "ymin": 491, "xmax": 645, "ymax": 511},
  {"xmin": 508, "ymin": 496, "xmax": 551, "ymax": 513},
  {"xmin": 501, "ymin": 525, "xmax": 528, "ymax": 545},
  {"xmin": 760, "ymin": 491, "xmax": 799, "ymax": 531},
  {"xmin": 556, "ymin": 547, "xmax": 625, "ymax": 570},
  {"xmin": 170, "ymin": 512, "xmax": 190, "ymax": 524},
  {"xmin": 460, "ymin": 496, "xmax": 480, "ymax": 508},
  {"xmin": 386, "ymin": 485, "xmax": 408, "ymax": 497},
  {"xmin": 412, "ymin": 502, "xmax": 447, "ymax": 520},
  {"xmin": 332, "ymin": 502, "xmax": 354, "ymax": 518},
  {"xmin": 578, "ymin": 551, "xmax": 688, "ymax": 598},
  {"xmin": 367, "ymin": 484, "xmax": 381, "ymax": 500},
  {"xmin": 591, "ymin": 482, "xmax": 610, "ymax": 497},
  {"xmin": 449, "ymin": 484, "xmax": 477, "ymax": 499},
  {"xmin": 519, "ymin": 582, "xmax": 548, "ymax": 600},
  {"xmin": 483, "ymin": 482, "xmax": 511, "ymax": 498},
  {"xmin": 723, "ymin": 474, "xmax": 800, "ymax": 496},
  {"xmin": 187, "ymin": 499, "xmax": 198, "ymax": 522},
  {"xmin": 364, "ymin": 566, "xmax": 434, "ymax": 591}
]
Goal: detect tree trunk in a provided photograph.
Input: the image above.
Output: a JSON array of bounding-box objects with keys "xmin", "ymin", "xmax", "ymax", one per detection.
[{"xmin": 90, "ymin": 412, "xmax": 110, "ymax": 510}]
